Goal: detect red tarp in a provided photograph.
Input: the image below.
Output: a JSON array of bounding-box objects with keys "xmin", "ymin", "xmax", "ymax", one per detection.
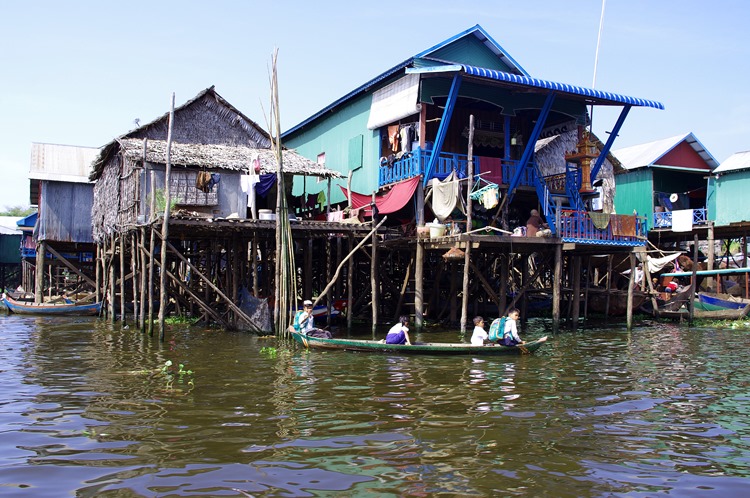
[{"xmin": 340, "ymin": 176, "xmax": 420, "ymax": 216}]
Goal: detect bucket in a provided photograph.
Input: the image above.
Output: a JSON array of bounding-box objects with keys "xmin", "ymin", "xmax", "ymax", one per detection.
[
  {"xmin": 428, "ymin": 223, "xmax": 446, "ymax": 238},
  {"xmin": 258, "ymin": 209, "xmax": 275, "ymax": 221}
]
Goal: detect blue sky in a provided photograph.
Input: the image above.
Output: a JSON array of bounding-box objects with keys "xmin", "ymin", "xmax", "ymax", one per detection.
[{"xmin": 1, "ymin": 0, "xmax": 748, "ymax": 209}]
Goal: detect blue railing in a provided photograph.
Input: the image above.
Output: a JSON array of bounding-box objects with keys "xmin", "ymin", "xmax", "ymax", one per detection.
[
  {"xmin": 501, "ymin": 160, "xmax": 535, "ymax": 187},
  {"xmin": 378, "ymin": 147, "xmax": 481, "ymax": 186},
  {"xmin": 559, "ymin": 210, "xmax": 647, "ymax": 246},
  {"xmin": 652, "ymin": 207, "xmax": 707, "ymax": 229}
]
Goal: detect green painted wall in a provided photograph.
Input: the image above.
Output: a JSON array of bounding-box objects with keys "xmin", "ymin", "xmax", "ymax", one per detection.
[
  {"xmin": 429, "ymin": 36, "xmax": 512, "ymax": 71},
  {"xmin": 284, "ymin": 92, "xmax": 380, "ymax": 204},
  {"xmin": 714, "ymin": 170, "xmax": 750, "ymax": 225},
  {"xmin": 0, "ymin": 234, "xmax": 21, "ymax": 264},
  {"xmin": 706, "ymin": 176, "xmax": 716, "ymax": 221},
  {"xmin": 614, "ymin": 169, "xmax": 653, "ymax": 221}
]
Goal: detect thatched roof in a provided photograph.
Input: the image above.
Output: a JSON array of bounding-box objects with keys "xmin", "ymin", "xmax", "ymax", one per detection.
[{"xmin": 116, "ymin": 138, "xmax": 341, "ymax": 178}]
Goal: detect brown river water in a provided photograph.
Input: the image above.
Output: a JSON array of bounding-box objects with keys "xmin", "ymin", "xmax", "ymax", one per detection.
[{"xmin": 0, "ymin": 313, "xmax": 748, "ymax": 497}]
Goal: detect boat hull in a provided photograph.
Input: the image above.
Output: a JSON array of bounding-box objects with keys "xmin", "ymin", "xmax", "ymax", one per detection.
[
  {"xmin": 2, "ymin": 295, "xmax": 102, "ymax": 316},
  {"xmin": 697, "ymin": 293, "xmax": 750, "ymax": 310},
  {"xmin": 290, "ymin": 329, "xmax": 547, "ymax": 355}
]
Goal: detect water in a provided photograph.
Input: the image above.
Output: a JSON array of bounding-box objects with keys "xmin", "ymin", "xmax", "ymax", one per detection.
[{"xmin": 1, "ymin": 314, "xmax": 749, "ymax": 497}]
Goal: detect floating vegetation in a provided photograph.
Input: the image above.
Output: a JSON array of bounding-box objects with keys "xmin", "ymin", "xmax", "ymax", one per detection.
[{"xmin": 160, "ymin": 359, "xmax": 195, "ymax": 390}]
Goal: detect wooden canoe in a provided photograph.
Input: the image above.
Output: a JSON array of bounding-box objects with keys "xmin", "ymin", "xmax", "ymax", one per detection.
[
  {"xmin": 656, "ymin": 300, "xmax": 750, "ymax": 320},
  {"xmin": 1, "ymin": 294, "xmax": 102, "ymax": 316},
  {"xmin": 697, "ymin": 293, "xmax": 750, "ymax": 310},
  {"xmin": 289, "ymin": 329, "xmax": 548, "ymax": 355}
]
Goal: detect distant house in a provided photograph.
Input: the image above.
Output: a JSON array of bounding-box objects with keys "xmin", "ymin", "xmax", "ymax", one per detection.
[
  {"xmin": 708, "ymin": 150, "xmax": 750, "ymax": 227},
  {"xmin": 0, "ymin": 217, "xmax": 22, "ymax": 291},
  {"xmin": 282, "ymin": 24, "xmax": 662, "ymax": 245},
  {"xmin": 613, "ymin": 132, "xmax": 718, "ymax": 231},
  {"xmin": 90, "ymin": 86, "xmax": 336, "ymax": 242},
  {"xmin": 28, "ymin": 143, "xmax": 99, "ymax": 299}
]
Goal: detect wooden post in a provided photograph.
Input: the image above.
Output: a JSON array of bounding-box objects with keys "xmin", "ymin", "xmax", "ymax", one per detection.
[
  {"xmin": 499, "ymin": 255, "xmax": 508, "ymax": 315},
  {"xmin": 689, "ymin": 234, "xmax": 699, "ymax": 325},
  {"xmin": 109, "ymin": 233, "xmax": 115, "ymax": 322},
  {"xmin": 706, "ymin": 221, "xmax": 715, "ymax": 291},
  {"xmin": 572, "ymin": 255, "xmax": 581, "ymax": 330},
  {"xmin": 139, "ymin": 227, "xmax": 147, "ymax": 330},
  {"xmin": 347, "ymin": 235, "xmax": 354, "ymax": 331},
  {"xmin": 626, "ymin": 251, "xmax": 636, "ymax": 330},
  {"xmin": 147, "ymin": 226, "xmax": 156, "ymax": 335},
  {"xmin": 119, "ymin": 234, "xmax": 126, "ymax": 322},
  {"xmin": 34, "ymin": 241, "xmax": 46, "ymax": 303},
  {"xmin": 552, "ymin": 244, "xmax": 562, "ymax": 332},
  {"xmin": 584, "ymin": 256, "xmax": 591, "ymax": 324},
  {"xmin": 605, "ymin": 254, "xmax": 613, "ymax": 321},
  {"xmin": 640, "ymin": 247, "xmax": 659, "ymax": 317},
  {"xmin": 96, "ymin": 244, "xmax": 101, "ymax": 305},
  {"xmin": 460, "ymin": 114, "xmax": 474, "ymax": 335},
  {"xmin": 158, "ymin": 92, "xmax": 176, "ymax": 340},
  {"xmin": 304, "ymin": 238, "xmax": 313, "ymax": 300},
  {"xmin": 131, "ymin": 233, "xmax": 138, "ymax": 325},
  {"xmin": 371, "ymin": 192, "xmax": 379, "ymax": 334}
]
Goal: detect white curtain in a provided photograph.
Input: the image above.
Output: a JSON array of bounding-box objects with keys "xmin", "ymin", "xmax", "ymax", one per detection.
[{"xmin": 366, "ymin": 74, "xmax": 421, "ymax": 130}]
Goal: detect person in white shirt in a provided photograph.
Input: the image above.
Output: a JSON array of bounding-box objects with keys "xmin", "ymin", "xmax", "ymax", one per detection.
[
  {"xmin": 470, "ymin": 316, "xmax": 488, "ymax": 346},
  {"xmin": 501, "ymin": 308, "xmax": 525, "ymax": 346}
]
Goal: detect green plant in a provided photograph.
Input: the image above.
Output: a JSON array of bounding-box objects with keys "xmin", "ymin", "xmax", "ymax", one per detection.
[
  {"xmin": 160, "ymin": 359, "xmax": 194, "ymax": 389},
  {"xmin": 149, "ymin": 188, "xmax": 178, "ymax": 214},
  {"xmin": 260, "ymin": 346, "xmax": 278, "ymax": 358},
  {"xmin": 164, "ymin": 315, "xmax": 199, "ymax": 325}
]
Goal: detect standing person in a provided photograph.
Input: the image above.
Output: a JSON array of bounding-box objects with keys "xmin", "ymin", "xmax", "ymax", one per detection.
[
  {"xmin": 470, "ymin": 316, "xmax": 488, "ymax": 346},
  {"xmin": 293, "ymin": 299, "xmax": 331, "ymax": 338},
  {"xmin": 386, "ymin": 315, "xmax": 411, "ymax": 345},
  {"xmin": 526, "ymin": 209, "xmax": 551, "ymax": 237},
  {"xmin": 501, "ymin": 308, "xmax": 525, "ymax": 346}
]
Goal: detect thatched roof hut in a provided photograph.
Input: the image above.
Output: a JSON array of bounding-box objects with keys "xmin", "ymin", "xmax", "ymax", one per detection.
[{"xmin": 91, "ymin": 86, "xmax": 340, "ymax": 242}]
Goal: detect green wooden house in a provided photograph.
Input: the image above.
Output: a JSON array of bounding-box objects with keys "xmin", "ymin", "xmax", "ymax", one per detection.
[
  {"xmin": 283, "ymin": 24, "xmax": 663, "ymax": 245},
  {"xmin": 613, "ymin": 132, "xmax": 718, "ymax": 231},
  {"xmin": 708, "ymin": 150, "xmax": 750, "ymax": 226}
]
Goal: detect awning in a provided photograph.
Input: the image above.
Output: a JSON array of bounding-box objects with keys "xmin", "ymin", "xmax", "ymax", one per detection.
[
  {"xmin": 366, "ymin": 73, "xmax": 422, "ymax": 130},
  {"xmin": 340, "ymin": 176, "xmax": 420, "ymax": 216},
  {"xmin": 406, "ymin": 64, "xmax": 664, "ymax": 109}
]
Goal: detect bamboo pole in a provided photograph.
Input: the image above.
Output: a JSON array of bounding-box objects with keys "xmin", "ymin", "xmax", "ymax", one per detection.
[
  {"xmin": 109, "ymin": 234, "xmax": 115, "ymax": 321},
  {"xmin": 371, "ymin": 192, "xmax": 379, "ymax": 334},
  {"xmin": 553, "ymin": 244, "xmax": 562, "ymax": 333},
  {"xmin": 139, "ymin": 227, "xmax": 147, "ymax": 330},
  {"xmin": 158, "ymin": 92, "xmax": 176, "ymax": 340},
  {"xmin": 347, "ymin": 235, "xmax": 354, "ymax": 331},
  {"xmin": 131, "ymin": 233, "xmax": 138, "ymax": 325},
  {"xmin": 147, "ymin": 225, "xmax": 155, "ymax": 335},
  {"xmin": 120, "ymin": 233, "xmax": 126, "ymax": 322},
  {"xmin": 460, "ymin": 115, "xmax": 474, "ymax": 335}
]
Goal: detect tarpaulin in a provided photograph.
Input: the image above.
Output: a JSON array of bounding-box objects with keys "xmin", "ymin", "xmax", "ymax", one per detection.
[{"xmin": 340, "ymin": 176, "xmax": 420, "ymax": 216}]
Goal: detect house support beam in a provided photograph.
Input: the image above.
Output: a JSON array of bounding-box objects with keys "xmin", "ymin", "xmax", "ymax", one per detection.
[
  {"xmin": 423, "ymin": 74, "xmax": 462, "ymax": 186},
  {"xmin": 590, "ymin": 104, "xmax": 631, "ymax": 182}
]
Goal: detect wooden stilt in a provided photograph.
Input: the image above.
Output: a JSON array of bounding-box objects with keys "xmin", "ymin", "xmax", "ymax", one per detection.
[
  {"xmin": 347, "ymin": 235, "xmax": 354, "ymax": 331},
  {"xmin": 158, "ymin": 93, "xmax": 176, "ymax": 341},
  {"xmin": 626, "ymin": 251, "xmax": 636, "ymax": 330},
  {"xmin": 35, "ymin": 241, "xmax": 46, "ymax": 303},
  {"xmin": 605, "ymin": 254, "xmax": 613, "ymax": 321},
  {"xmin": 572, "ymin": 255, "xmax": 581, "ymax": 330},
  {"xmin": 689, "ymin": 234, "xmax": 699, "ymax": 325},
  {"xmin": 371, "ymin": 193, "xmax": 379, "ymax": 333},
  {"xmin": 460, "ymin": 114, "xmax": 474, "ymax": 335},
  {"xmin": 139, "ymin": 227, "xmax": 147, "ymax": 330},
  {"xmin": 552, "ymin": 244, "xmax": 562, "ymax": 333},
  {"xmin": 584, "ymin": 256, "xmax": 591, "ymax": 324},
  {"xmin": 96, "ymin": 244, "xmax": 101, "ymax": 305},
  {"xmin": 131, "ymin": 233, "xmax": 139, "ymax": 326},
  {"xmin": 109, "ymin": 233, "xmax": 116, "ymax": 322},
  {"xmin": 120, "ymin": 234, "xmax": 126, "ymax": 323},
  {"xmin": 147, "ymin": 225, "xmax": 155, "ymax": 336}
]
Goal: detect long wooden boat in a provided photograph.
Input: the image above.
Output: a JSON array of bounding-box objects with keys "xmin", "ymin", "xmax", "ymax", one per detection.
[
  {"xmin": 289, "ymin": 329, "xmax": 548, "ymax": 355},
  {"xmin": 697, "ymin": 292, "xmax": 750, "ymax": 310},
  {"xmin": 656, "ymin": 300, "xmax": 750, "ymax": 320},
  {"xmin": 1, "ymin": 294, "xmax": 102, "ymax": 316}
]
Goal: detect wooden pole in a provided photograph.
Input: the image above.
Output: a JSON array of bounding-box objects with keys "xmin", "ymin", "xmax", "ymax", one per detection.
[
  {"xmin": 139, "ymin": 227, "xmax": 147, "ymax": 330},
  {"xmin": 131, "ymin": 233, "xmax": 139, "ymax": 325},
  {"xmin": 147, "ymin": 225, "xmax": 155, "ymax": 335},
  {"xmin": 626, "ymin": 251, "xmax": 636, "ymax": 330},
  {"xmin": 640, "ymin": 247, "xmax": 659, "ymax": 317},
  {"xmin": 119, "ymin": 234, "xmax": 126, "ymax": 322},
  {"xmin": 552, "ymin": 244, "xmax": 562, "ymax": 333},
  {"xmin": 347, "ymin": 235, "xmax": 354, "ymax": 331},
  {"xmin": 604, "ymin": 254, "xmax": 613, "ymax": 321},
  {"xmin": 371, "ymin": 192, "xmax": 379, "ymax": 334},
  {"xmin": 572, "ymin": 255, "xmax": 581, "ymax": 330},
  {"xmin": 35, "ymin": 241, "xmax": 46, "ymax": 303},
  {"xmin": 689, "ymin": 234, "xmax": 699, "ymax": 325},
  {"xmin": 706, "ymin": 221, "xmax": 715, "ymax": 291},
  {"xmin": 584, "ymin": 256, "xmax": 591, "ymax": 324},
  {"xmin": 460, "ymin": 114, "xmax": 474, "ymax": 335},
  {"xmin": 158, "ymin": 92, "xmax": 176, "ymax": 340},
  {"xmin": 95, "ymin": 244, "xmax": 101, "ymax": 304},
  {"xmin": 109, "ymin": 234, "xmax": 115, "ymax": 321}
]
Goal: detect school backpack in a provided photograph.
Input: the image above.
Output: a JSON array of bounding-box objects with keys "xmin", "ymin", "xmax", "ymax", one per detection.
[{"xmin": 488, "ymin": 316, "xmax": 507, "ymax": 342}]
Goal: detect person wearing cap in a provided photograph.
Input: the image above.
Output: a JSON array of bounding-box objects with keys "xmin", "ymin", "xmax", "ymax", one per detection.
[{"xmin": 292, "ymin": 299, "xmax": 332, "ymax": 338}]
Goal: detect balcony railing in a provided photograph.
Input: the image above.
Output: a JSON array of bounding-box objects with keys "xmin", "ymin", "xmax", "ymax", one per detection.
[
  {"xmin": 652, "ymin": 208, "xmax": 707, "ymax": 229},
  {"xmin": 558, "ymin": 209, "xmax": 647, "ymax": 246},
  {"xmin": 378, "ymin": 147, "xmax": 536, "ymax": 188}
]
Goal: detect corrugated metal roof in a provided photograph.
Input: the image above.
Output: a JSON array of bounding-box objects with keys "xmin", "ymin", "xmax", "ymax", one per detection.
[
  {"xmin": 613, "ymin": 132, "xmax": 719, "ymax": 170},
  {"xmin": 0, "ymin": 216, "xmax": 22, "ymax": 231},
  {"xmin": 30, "ymin": 143, "xmax": 99, "ymax": 183},
  {"xmin": 458, "ymin": 65, "xmax": 663, "ymax": 109},
  {"xmin": 714, "ymin": 150, "xmax": 750, "ymax": 174}
]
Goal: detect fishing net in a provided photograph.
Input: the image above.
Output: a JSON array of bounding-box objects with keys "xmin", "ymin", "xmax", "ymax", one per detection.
[{"xmin": 237, "ymin": 287, "xmax": 272, "ymax": 333}]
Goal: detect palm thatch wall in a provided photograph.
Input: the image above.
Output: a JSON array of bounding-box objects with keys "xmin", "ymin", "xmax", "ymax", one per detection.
[{"xmin": 534, "ymin": 130, "xmax": 622, "ymax": 213}]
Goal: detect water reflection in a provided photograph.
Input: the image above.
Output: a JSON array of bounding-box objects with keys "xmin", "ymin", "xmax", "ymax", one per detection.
[{"xmin": 1, "ymin": 314, "xmax": 750, "ymax": 496}]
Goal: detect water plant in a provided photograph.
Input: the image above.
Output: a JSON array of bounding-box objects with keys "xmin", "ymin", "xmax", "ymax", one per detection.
[{"xmin": 160, "ymin": 359, "xmax": 195, "ymax": 389}]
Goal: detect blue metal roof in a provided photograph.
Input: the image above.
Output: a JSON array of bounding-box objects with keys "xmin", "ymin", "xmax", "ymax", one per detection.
[{"xmin": 459, "ymin": 64, "xmax": 664, "ymax": 109}]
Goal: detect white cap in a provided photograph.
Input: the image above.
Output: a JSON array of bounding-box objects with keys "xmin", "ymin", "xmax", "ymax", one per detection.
[{"xmin": 303, "ymin": 300, "xmax": 313, "ymax": 306}]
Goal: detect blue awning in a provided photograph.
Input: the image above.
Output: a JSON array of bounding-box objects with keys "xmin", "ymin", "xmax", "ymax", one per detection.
[{"xmin": 407, "ymin": 64, "xmax": 664, "ymax": 110}]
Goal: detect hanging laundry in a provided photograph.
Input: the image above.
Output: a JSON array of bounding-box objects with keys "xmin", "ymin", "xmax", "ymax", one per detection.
[
  {"xmin": 317, "ymin": 190, "xmax": 326, "ymax": 205},
  {"xmin": 251, "ymin": 152, "xmax": 261, "ymax": 174},
  {"xmin": 400, "ymin": 125, "xmax": 412, "ymax": 153},
  {"xmin": 196, "ymin": 171, "xmax": 212, "ymax": 193},
  {"xmin": 481, "ymin": 186, "xmax": 499, "ymax": 209},
  {"xmin": 431, "ymin": 172, "xmax": 460, "ymax": 222},
  {"xmin": 207, "ymin": 173, "xmax": 221, "ymax": 190}
]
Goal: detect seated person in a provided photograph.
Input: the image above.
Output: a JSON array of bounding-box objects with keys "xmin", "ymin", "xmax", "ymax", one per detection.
[
  {"xmin": 470, "ymin": 316, "xmax": 488, "ymax": 346},
  {"xmin": 526, "ymin": 209, "xmax": 551, "ymax": 237},
  {"xmin": 293, "ymin": 299, "xmax": 332, "ymax": 338},
  {"xmin": 386, "ymin": 315, "xmax": 411, "ymax": 345}
]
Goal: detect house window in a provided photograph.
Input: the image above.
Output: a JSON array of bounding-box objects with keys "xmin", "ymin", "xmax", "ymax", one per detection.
[{"xmin": 170, "ymin": 170, "xmax": 219, "ymax": 206}]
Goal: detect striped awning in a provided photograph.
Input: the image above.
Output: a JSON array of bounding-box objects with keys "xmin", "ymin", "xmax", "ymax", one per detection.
[{"xmin": 407, "ymin": 64, "xmax": 664, "ymax": 110}]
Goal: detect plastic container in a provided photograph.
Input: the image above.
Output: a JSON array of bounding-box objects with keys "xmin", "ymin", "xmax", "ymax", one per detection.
[
  {"xmin": 258, "ymin": 209, "xmax": 275, "ymax": 221},
  {"xmin": 428, "ymin": 223, "xmax": 446, "ymax": 238}
]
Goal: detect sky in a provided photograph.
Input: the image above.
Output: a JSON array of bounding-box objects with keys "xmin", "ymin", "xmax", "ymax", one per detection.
[{"xmin": 1, "ymin": 0, "xmax": 748, "ymax": 210}]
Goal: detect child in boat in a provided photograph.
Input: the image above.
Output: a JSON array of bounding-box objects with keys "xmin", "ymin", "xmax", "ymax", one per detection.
[
  {"xmin": 501, "ymin": 308, "xmax": 525, "ymax": 346},
  {"xmin": 386, "ymin": 315, "xmax": 411, "ymax": 345},
  {"xmin": 470, "ymin": 316, "xmax": 488, "ymax": 346},
  {"xmin": 293, "ymin": 299, "xmax": 331, "ymax": 338}
]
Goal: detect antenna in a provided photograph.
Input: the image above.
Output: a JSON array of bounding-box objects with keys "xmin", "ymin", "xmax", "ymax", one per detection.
[{"xmin": 590, "ymin": 0, "xmax": 607, "ymax": 133}]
